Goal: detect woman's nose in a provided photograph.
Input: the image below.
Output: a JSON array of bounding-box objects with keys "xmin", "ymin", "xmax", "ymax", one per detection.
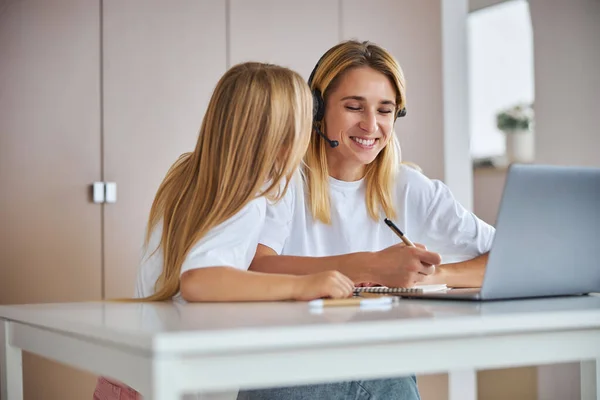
[{"xmin": 358, "ymin": 111, "xmax": 378, "ymax": 133}]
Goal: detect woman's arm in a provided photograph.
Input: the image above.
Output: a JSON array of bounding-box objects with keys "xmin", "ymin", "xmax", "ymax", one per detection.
[
  {"xmin": 250, "ymin": 244, "xmax": 441, "ymax": 288},
  {"xmin": 425, "ymin": 253, "xmax": 488, "ymax": 288},
  {"xmin": 179, "ymin": 266, "xmax": 354, "ymax": 302},
  {"xmin": 250, "ymin": 245, "xmax": 375, "ymax": 282},
  {"xmin": 397, "ymin": 167, "xmax": 494, "ymax": 288}
]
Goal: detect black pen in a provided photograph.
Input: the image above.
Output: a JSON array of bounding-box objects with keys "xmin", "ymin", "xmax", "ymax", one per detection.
[
  {"xmin": 384, "ymin": 218, "xmax": 415, "ymax": 247},
  {"xmin": 384, "ymin": 218, "xmax": 431, "ymax": 276}
]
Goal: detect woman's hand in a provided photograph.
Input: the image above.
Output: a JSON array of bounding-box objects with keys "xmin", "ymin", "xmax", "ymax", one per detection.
[{"xmin": 371, "ymin": 243, "xmax": 441, "ymax": 287}]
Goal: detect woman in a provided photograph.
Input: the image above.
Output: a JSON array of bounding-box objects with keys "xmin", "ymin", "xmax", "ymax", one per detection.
[
  {"xmin": 251, "ymin": 40, "xmax": 494, "ymax": 288},
  {"xmin": 246, "ymin": 40, "xmax": 495, "ymax": 400}
]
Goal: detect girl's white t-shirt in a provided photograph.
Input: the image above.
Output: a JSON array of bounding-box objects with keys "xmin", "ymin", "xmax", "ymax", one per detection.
[
  {"xmin": 131, "ymin": 199, "xmax": 266, "ymax": 400},
  {"xmin": 259, "ymin": 165, "xmax": 495, "ymax": 264},
  {"xmin": 134, "ymin": 197, "xmax": 266, "ymax": 301}
]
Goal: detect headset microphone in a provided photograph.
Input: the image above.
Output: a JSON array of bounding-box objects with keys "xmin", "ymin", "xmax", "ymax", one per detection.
[
  {"xmin": 314, "ymin": 124, "xmax": 339, "ymax": 148},
  {"xmin": 311, "ymin": 88, "xmax": 338, "ymax": 148}
]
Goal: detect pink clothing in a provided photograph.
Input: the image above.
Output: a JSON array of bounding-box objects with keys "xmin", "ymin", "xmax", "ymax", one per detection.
[{"xmin": 93, "ymin": 377, "xmax": 142, "ymax": 400}]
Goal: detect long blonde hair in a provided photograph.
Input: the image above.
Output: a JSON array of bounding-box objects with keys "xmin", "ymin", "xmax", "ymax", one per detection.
[
  {"xmin": 304, "ymin": 40, "xmax": 406, "ymax": 223},
  {"xmin": 143, "ymin": 62, "xmax": 313, "ymax": 301}
]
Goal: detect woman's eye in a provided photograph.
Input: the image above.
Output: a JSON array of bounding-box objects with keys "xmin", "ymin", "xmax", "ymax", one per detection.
[
  {"xmin": 379, "ymin": 109, "xmax": 393, "ymax": 114},
  {"xmin": 345, "ymin": 106, "xmax": 361, "ymax": 111}
]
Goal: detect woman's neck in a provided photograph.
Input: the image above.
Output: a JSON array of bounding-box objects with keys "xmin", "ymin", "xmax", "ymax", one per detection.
[{"xmin": 327, "ymin": 156, "xmax": 365, "ymax": 182}]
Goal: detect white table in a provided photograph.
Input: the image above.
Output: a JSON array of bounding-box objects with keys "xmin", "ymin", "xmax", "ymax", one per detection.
[{"xmin": 2, "ymin": 296, "xmax": 600, "ymax": 400}]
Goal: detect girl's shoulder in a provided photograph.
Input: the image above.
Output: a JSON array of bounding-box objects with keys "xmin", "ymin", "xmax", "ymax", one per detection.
[
  {"xmin": 220, "ymin": 196, "xmax": 267, "ymax": 232},
  {"xmin": 266, "ymin": 169, "xmax": 304, "ymax": 209}
]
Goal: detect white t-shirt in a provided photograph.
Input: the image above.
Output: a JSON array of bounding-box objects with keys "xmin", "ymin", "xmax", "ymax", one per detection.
[
  {"xmin": 135, "ymin": 197, "xmax": 266, "ymax": 301},
  {"xmin": 129, "ymin": 198, "xmax": 266, "ymax": 400},
  {"xmin": 259, "ymin": 165, "xmax": 495, "ymax": 264}
]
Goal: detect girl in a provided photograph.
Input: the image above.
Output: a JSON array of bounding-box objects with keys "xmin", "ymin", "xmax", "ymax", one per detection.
[
  {"xmin": 94, "ymin": 62, "xmax": 356, "ymax": 400},
  {"xmin": 136, "ymin": 62, "xmax": 355, "ymax": 304}
]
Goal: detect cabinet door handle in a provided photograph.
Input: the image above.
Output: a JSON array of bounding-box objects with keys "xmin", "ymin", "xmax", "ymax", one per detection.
[
  {"xmin": 105, "ymin": 182, "xmax": 117, "ymax": 204},
  {"xmin": 92, "ymin": 182, "xmax": 105, "ymax": 203}
]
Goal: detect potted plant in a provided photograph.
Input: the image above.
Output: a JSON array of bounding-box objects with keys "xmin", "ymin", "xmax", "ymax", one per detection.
[{"xmin": 496, "ymin": 103, "xmax": 535, "ymax": 163}]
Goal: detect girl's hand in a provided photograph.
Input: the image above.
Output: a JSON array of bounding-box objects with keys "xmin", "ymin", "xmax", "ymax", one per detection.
[{"xmin": 292, "ymin": 271, "xmax": 354, "ymax": 301}]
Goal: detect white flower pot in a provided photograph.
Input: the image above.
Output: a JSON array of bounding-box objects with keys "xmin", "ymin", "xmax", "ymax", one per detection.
[{"xmin": 505, "ymin": 128, "xmax": 534, "ymax": 163}]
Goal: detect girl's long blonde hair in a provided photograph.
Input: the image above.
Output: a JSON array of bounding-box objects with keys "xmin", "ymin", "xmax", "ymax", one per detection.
[
  {"xmin": 142, "ymin": 62, "xmax": 313, "ymax": 301},
  {"xmin": 304, "ymin": 40, "xmax": 406, "ymax": 224}
]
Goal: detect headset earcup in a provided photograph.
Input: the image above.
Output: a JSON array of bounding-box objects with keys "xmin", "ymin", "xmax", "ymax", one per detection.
[
  {"xmin": 312, "ymin": 89, "xmax": 325, "ymax": 123},
  {"xmin": 397, "ymin": 107, "xmax": 407, "ymax": 118}
]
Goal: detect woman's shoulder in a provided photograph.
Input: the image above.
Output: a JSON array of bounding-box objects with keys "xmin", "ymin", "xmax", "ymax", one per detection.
[{"xmin": 395, "ymin": 162, "xmax": 436, "ymax": 193}]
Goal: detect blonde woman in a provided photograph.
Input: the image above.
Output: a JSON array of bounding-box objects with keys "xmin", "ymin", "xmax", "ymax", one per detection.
[
  {"xmin": 246, "ymin": 41, "xmax": 495, "ymax": 399},
  {"xmin": 251, "ymin": 40, "xmax": 494, "ymax": 288},
  {"xmin": 94, "ymin": 62, "xmax": 356, "ymax": 399}
]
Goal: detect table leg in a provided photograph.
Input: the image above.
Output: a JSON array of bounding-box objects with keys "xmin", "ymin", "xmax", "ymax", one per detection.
[
  {"xmin": 147, "ymin": 384, "xmax": 183, "ymax": 400},
  {"xmin": 146, "ymin": 362, "xmax": 183, "ymax": 400},
  {"xmin": 0, "ymin": 320, "xmax": 23, "ymax": 400},
  {"xmin": 581, "ymin": 360, "xmax": 598, "ymax": 400},
  {"xmin": 448, "ymin": 369, "xmax": 477, "ymax": 400}
]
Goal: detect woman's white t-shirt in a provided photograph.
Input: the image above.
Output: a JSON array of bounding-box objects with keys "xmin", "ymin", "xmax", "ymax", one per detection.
[
  {"xmin": 259, "ymin": 165, "xmax": 495, "ymax": 264},
  {"xmin": 135, "ymin": 198, "xmax": 266, "ymax": 301}
]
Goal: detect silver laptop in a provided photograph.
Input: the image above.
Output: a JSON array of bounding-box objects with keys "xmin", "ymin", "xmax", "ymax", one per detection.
[{"xmin": 406, "ymin": 164, "xmax": 600, "ymax": 301}]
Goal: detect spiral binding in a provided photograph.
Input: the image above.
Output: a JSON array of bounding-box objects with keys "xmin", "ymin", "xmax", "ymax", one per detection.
[{"xmin": 353, "ymin": 287, "xmax": 423, "ymax": 294}]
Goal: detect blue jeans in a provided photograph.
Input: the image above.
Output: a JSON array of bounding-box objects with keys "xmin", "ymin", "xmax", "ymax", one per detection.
[{"xmin": 237, "ymin": 376, "xmax": 420, "ymax": 400}]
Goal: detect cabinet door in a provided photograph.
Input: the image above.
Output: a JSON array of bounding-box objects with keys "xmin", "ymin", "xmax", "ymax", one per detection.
[
  {"xmin": 229, "ymin": 0, "xmax": 339, "ymax": 79},
  {"xmin": 0, "ymin": 0, "xmax": 102, "ymax": 398},
  {"xmin": 102, "ymin": 0, "xmax": 227, "ymax": 299}
]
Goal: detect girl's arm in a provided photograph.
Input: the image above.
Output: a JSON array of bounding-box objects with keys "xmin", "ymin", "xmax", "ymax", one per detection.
[{"xmin": 180, "ymin": 266, "xmax": 354, "ymax": 302}]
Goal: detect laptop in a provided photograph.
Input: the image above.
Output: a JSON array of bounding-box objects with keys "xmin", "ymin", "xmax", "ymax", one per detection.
[{"xmin": 406, "ymin": 164, "xmax": 600, "ymax": 301}]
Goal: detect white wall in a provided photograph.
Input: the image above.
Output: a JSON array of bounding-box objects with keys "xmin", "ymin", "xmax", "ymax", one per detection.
[
  {"xmin": 442, "ymin": 0, "xmax": 473, "ymax": 211},
  {"xmin": 468, "ymin": 0, "xmax": 534, "ymax": 159}
]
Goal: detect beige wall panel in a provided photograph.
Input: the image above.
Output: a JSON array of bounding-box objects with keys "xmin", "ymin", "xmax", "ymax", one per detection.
[
  {"xmin": 0, "ymin": 1, "xmax": 102, "ymax": 398},
  {"xmin": 229, "ymin": 0, "xmax": 339, "ymax": 79},
  {"xmin": 102, "ymin": 0, "xmax": 227, "ymax": 299},
  {"xmin": 341, "ymin": 0, "xmax": 445, "ymax": 181}
]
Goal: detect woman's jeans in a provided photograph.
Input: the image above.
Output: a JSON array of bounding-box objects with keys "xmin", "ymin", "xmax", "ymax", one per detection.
[{"xmin": 237, "ymin": 376, "xmax": 420, "ymax": 400}]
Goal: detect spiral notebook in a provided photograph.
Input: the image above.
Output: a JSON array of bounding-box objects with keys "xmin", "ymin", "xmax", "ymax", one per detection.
[{"xmin": 354, "ymin": 284, "xmax": 447, "ymax": 295}]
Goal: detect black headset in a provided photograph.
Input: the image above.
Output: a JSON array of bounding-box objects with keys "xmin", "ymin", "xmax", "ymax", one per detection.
[{"xmin": 307, "ymin": 47, "xmax": 407, "ymax": 148}]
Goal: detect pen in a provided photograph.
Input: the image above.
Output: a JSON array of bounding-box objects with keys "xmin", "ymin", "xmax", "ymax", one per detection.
[
  {"xmin": 308, "ymin": 297, "xmax": 393, "ymax": 308},
  {"xmin": 384, "ymin": 218, "xmax": 415, "ymax": 247},
  {"xmin": 384, "ymin": 218, "xmax": 431, "ymax": 276}
]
